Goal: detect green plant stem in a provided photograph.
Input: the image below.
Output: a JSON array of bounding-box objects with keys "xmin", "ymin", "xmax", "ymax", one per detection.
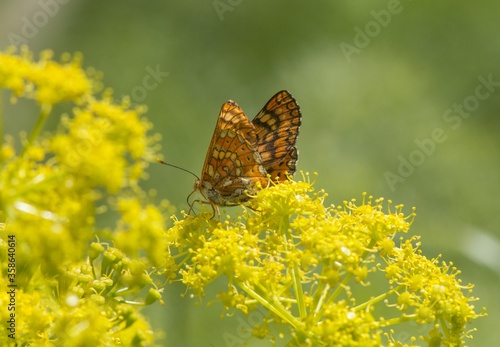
[
  {"xmin": 236, "ymin": 279, "xmax": 302, "ymax": 330},
  {"xmin": 326, "ymin": 238, "xmax": 378, "ymax": 306},
  {"xmin": 282, "ymin": 216, "xmax": 307, "ymax": 319},
  {"xmin": 375, "ymin": 314, "xmax": 414, "ymax": 328},
  {"xmin": 236, "ymin": 280, "xmax": 324, "ymax": 345},
  {"xmin": 439, "ymin": 315, "xmax": 450, "ymax": 338},
  {"xmin": 352, "ymin": 284, "xmax": 405, "ymax": 312},
  {"xmin": 314, "ymin": 282, "xmax": 330, "ymax": 317},
  {"xmin": 327, "ymin": 270, "xmax": 353, "ymax": 305},
  {"xmin": 20, "ymin": 103, "xmax": 52, "ymax": 158}
]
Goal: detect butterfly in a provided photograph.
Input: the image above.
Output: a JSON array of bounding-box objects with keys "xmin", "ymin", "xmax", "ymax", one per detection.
[{"xmin": 192, "ymin": 90, "xmax": 301, "ymax": 215}]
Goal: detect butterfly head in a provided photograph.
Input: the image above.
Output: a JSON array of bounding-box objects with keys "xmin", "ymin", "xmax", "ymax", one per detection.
[
  {"xmin": 192, "ymin": 178, "xmax": 213, "ymax": 205},
  {"xmin": 193, "ymin": 178, "xmax": 201, "ymax": 192}
]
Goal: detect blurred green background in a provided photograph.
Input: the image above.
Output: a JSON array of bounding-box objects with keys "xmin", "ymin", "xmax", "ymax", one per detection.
[{"xmin": 1, "ymin": 1, "xmax": 499, "ymax": 346}]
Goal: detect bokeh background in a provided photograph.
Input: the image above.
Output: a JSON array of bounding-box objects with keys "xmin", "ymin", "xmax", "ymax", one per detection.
[{"xmin": 1, "ymin": 1, "xmax": 498, "ymax": 346}]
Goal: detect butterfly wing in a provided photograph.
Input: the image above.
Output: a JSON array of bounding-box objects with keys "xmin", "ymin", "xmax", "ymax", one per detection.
[
  {"xmin": 198, "ymin": 100, "xmax": 268, "ymax": 206},
  {"xmin": 252, "ymin": 90, "xmax": 302, "ymax": 181}
]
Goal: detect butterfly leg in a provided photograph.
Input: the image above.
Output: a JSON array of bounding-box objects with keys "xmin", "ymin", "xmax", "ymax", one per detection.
[
  {"xmin": 244, "ymin": 204, "xmax": 262, "ymax": 213},
  {"xmin": 187, "ymin": 199, "xmax": 220, "ymax": 219}
]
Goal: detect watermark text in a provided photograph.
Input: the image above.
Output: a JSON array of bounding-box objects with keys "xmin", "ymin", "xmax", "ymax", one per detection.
[
  {"xmin": 5, "ymin": 235, "xmax": 17, "ymax": 340},
  {"xmin": 213, "ymin": 0, "xmax": 244, "ymax": 21},
  {"xmin": 7, "ymin": 0, "xmax": 72, "ymax": 46},
  {"xmin": 384, "ymin": 74, "xmax": 500, "ymax": 191}
]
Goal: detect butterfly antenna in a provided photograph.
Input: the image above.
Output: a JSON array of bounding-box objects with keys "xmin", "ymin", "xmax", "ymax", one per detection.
[{"xmin": 156, "ymin": 159, "xmax": 200, "ymax": 180}]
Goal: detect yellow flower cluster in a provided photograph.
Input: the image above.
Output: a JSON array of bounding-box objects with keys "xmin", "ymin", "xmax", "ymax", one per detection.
[
  {"xmin": 0, "ymin": 46, "xmax": 485, "ymax": 346},
  {"xmin": 51, "ymin": 98, "xmax": 155, "ymax": 193},
  {"xmin": 0, "ymin": 47, "xmax": 166, "ymax": 346},
  {"xmin": 0, "ymin": 46, "xmax": 91, "ymax": 105},
  {"xmin": 169, "ymin": 173, "xmax": 485, "ymax": 346}
]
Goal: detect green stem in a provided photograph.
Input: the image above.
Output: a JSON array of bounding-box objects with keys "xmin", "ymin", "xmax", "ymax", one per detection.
[
  {"xmin": 20, "ymin": 103, "xmax": 52, "ymax": 158},
  {"xmin": 282, "ymin": 216, "xmax": 307, "ymax": 319},
  {"xmin": 439, "ymin": 315, "xmax": 450, "ymax": 337},
  {"xmin": 326, "ymin": 239, "xmax": 378, "ymax": 306},
  {"xmin": 375, "ymin": 314, "xmax": 415, "ymax": 328},
  {"xmin": 327, "ymin": 271, "xmax": 353, "ymax": 305},
  {"xmin": 236, "ymin": 280, "xmax": 302, "ymax": 330},
  {"xmin": 236, "ymin": 280, "xmax": 325, "ymax": 344},
  {"xmin": 314, "ymin": 283, "xmax": 330, "ymax": 317},
  {"xmin": 352, "ymin": 285, "xmax": 405, "ymax": 312}
]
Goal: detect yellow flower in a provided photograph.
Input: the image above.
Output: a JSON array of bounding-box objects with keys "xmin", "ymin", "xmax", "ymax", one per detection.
[
  {"xmin": 169, "ymin": 173, "xmax": 484, "ymax": 346},
  {"xmin": 0, "ymin": 45, "xmax": 486, "ymax": 346},
  {"xmin": 50, "ymin": 97, "xmax": 153, "ymax": 193},
  {"xmin": 0, "ymin": 46, "xmax": 92, "ymax": 105},
  {"xmin": 1, "ymin": 46, "xmax": 163, "ymax": 346}
]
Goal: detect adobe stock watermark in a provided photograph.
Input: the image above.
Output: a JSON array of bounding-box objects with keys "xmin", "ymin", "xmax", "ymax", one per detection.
[
  {"xmin": 7, "ymin": 0, "xmax": 72, "ymax": 46},
  {"xmin": 213, "ymin": 0, "xmax": 243, "ymax": 21},
  {"xmin": 130, "ymin": 65, "xmax": 169, "ymax": 102},
  {"xmin": 384, "ymin": 74, "xmax": 500, "ymax": 192},
  {"xmin": 222, "ymin": 306, "xmax": 266, "ymax": 346},
  {"xmin": 5, "ymin": 234, "xmax": 17, "ymax": 341},
  {"xmin": 63, "ymin": 65, "xmax": 168, "ymax": 167},
  {"xmin": 64, "ymin": 124, "xmax": 109, "ymax": 169},
  {"xmin": 339, "ymin": 0, "xmax": 411, "ymax": 63}
]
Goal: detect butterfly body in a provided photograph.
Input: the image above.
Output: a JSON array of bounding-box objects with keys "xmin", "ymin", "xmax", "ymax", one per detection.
[{"xmin": 194, "ymin": 90, "xmax": 301, "ymax": 212}]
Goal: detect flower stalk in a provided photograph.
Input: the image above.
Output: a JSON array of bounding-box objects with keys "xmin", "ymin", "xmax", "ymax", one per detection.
[
  {"xmin": 0, "ymin": 46, "xmax": 166, "ymax": 346},
  {"xmin": 20, "ymin": 104, "xmax": 51, "ymax": 159},
  {"xmin": 0, "ymin": 46, "xmax": 486, "ymax": 347},
  {"xmin": 172, "ymin": 176, "xmax": 486, "ymax": 346}
]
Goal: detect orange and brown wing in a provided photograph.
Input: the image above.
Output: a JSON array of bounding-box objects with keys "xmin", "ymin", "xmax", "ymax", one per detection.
[
  {"xmin": 199, "ymin": 100, "xmax": 267, "ymax": 205},
  {"xmin": 252, "ymin": 90, "xmax": 302, "ymax": 181}
]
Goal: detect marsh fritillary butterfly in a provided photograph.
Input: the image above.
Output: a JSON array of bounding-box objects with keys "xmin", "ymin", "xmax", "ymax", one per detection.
[{"xmin": 193, "ymin": 90, "xmax": 301, "ymax": 214}]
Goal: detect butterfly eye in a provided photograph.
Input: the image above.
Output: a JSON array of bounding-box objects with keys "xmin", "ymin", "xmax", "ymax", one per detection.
[{"xmin": 193, "ymin": 179, "xmax": 200, "ymax": 190}]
